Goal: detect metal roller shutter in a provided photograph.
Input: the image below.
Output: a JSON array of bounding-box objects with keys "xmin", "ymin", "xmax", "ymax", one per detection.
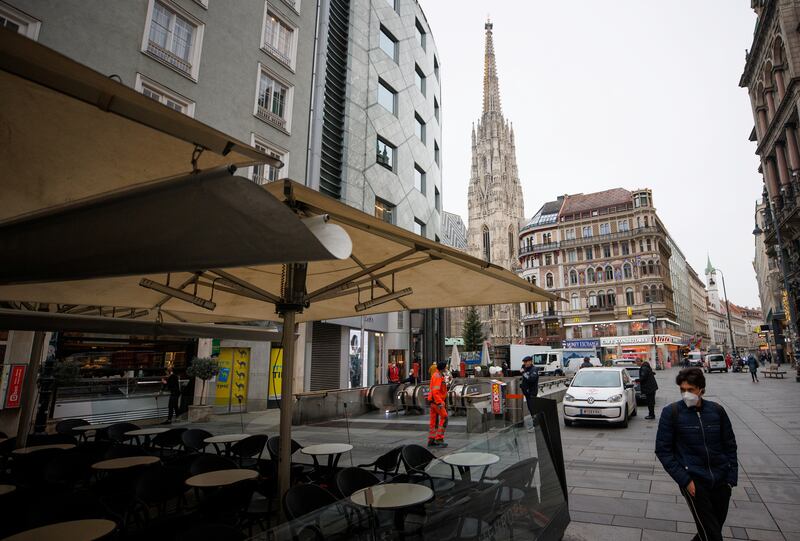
[{"xmin": 310, "ymin": 322, "xmax": 341, "ymax": 390}]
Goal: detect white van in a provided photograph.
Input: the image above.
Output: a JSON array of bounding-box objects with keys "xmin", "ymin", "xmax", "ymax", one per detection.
[
  {"xmin": 532, "ymin": 350, "xmax": 601, "ymax": 375},
  {"xmin": 704, "ymin": 354, "xmax": 727, "ymax": 373},
  {"xmin": 686, "ymin": 351, "xmax": 704, "ymax": 368}
]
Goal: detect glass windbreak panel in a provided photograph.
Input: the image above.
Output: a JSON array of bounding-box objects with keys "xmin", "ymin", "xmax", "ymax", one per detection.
[
  {"xmin": 570, "ymin": 370, "xmax": 620, "ymax": 387},
  {"xmin": 253, "ymin": 417, "xmax": 568, "ymax": 541}
]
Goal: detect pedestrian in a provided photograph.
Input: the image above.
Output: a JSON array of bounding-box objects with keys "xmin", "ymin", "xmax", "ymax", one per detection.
[
  {"xmin": 519, "ymin": 356, "xmax": 539, "ymax": 431},
  {"xmin": 161, "ymin": 366, "xmax": 181, "ymax": 424},
  {"xmin": 501, "ymin": 359, "xmax": 510, "ymax": 377},
  {"xmin": 427, "ymin": 360, "xmax": 449, "ymax": 448},
  {"xmin": 747, "ymin": 353, "xmax": 759, "ymax": 382},
  {"xmin": 428, "ymin": 361, "xmax": 438, "ymax": 380},
  {"xmin": 388, "ymin": 360, "xmax": 400, "ymax": 384},
  {"xmin": 579, "ymin": 357, "xmax": 593, "ymax": 369},
  {"xmin": 639, "ymin": 360, "xmax": 658, "ymax": 419},
  {"xmin": 655, "ymin": 368, "xmax": 738, "ymax": 541},
  {"xmin": 724, "ymin": 353, "xmax": 732, "ymax": 371}
]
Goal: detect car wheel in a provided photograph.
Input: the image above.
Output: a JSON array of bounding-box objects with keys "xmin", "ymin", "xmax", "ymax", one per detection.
[
  {"xmin": 619, "ymin": 408, "xmax": 628, "ymax": 428},
  {"xmin": 564, "ymin": 419, "xmax": 573, "ymax": 427},
  {"xmin": 724, "ymin": 369, "xmax": 728, "ymax": 373}
]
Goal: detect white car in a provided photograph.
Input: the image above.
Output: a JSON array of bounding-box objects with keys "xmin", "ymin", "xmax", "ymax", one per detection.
[
  {"xmin": 704, "ymin": 354, "xmax": 727, "ymax": 373},
  {"xmin": 562, "ymin": 367, "xmax": 637, "ymax": 428}
]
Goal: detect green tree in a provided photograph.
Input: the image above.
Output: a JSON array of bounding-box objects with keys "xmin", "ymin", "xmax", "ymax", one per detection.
[
  {"xmin": 462, "ymin": 306, "xmax": 484, "ymax": 352},
  {"xmin": 186, "ymin": 357, "xmax": 219, "ymax": 406}
]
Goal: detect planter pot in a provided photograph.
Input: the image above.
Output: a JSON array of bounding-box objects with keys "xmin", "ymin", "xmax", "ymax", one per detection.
[{"xmin": 188, "ymin": 405, "xmax": 212, "ymax": 423}]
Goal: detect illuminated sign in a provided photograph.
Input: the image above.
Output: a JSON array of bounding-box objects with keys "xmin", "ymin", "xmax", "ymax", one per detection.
[{"xmin": 491, "ymin": 382, "xmax": 502, "ymax": 414}]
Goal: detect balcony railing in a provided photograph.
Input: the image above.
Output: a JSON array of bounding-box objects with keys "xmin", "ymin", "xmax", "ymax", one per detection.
[
  {"xmin": 263, "ymin": 42, "xmax": 292, "ymax": 67},
  {"xmin": 251, "ymin": 174, "xmax": 277, "ymax": 186},
  {"xmin": 146, "ymin": 41, "xmax": 192, "ymax": 75},
  {"xmin": 519, "ymin": 226, "xmax": 659, "ymax": 256},
  {"xmin": 256, "ymin": 105, "xmax": 287, "ymax": 129},
  {"xmin": 521, "ymin": 310, "xmax": 560, "ymax": 322}
]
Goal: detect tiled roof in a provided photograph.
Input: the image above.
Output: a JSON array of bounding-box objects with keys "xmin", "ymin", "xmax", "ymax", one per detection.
[{"xmin": 561, "ymin": 188, "xmax": 632, "ymax": 215}]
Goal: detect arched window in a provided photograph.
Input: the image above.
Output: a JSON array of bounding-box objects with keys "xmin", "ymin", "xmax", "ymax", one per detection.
[
  {"xmin": 482, "ymin": 225, "xmax": 490, "ymax": 262},
  {"xmin": 605, "ymin": 266, "xmax": 614, "ymax": 281},
  {"xmin": 597, "ymin": 291, "xmax": 606, "ymax": 308},
  {"xmin": 646, "ymin": 239, "xmax": 652, "ymax": 252},
  {"xmin": 657, "ymin": 285, "xmax": 664, "ymax": 302},
  {"xmin": 588, "ymin": 291, "xmax": 597, "ymax": 308},
  {"xmin": 644, "ymin": 216, "xmax": 649, "ymax": 227},
  {"xmin": 587, "ymin": 268, "xmax": 595, "ymax": 283},
  {"xmin": 596, "ymin": 266, "xmax": 604, "ymax": 282},
  {"xmin": 647, "ymin": 260, "xmax": 655, "ymax": 275},
  {"xmin": 607, "ymin": 289, "xmax": 616, "ymax": 306},
  {"xmin": 643, "ymin": 285, "xmax": 651, "ymax": 303},
  {"xmin": 626, "ymin": 287, "xmax": 634, "ymax": 306},
  {"xmin": 571, "ymin": 293, "xmax": 580, "ymax": 310},
  {"xmin": 569, "ymin": 269, "xmax": 578, "ymax": 285},
  {"xmin": 546, "ymin": 273, "xmax": 554, "ymax": 288},
  {"xmin": 623, "ymin": 263, "xmax": 632, "ymax": 279},
  {"xmin": 531, "ymin": 275, "xmax": 537, "ymax": 286}
]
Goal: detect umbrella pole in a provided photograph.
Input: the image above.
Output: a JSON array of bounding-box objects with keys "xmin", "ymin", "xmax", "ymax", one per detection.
[{"xmin": 277, "ymin": 308, "xmax": 296, "ymax": 518}]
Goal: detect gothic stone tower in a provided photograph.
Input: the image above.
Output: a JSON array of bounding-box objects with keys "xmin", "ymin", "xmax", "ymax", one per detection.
[{"xmin": 465, "ymin": 19, "xmax": 526, "ymax": 346}]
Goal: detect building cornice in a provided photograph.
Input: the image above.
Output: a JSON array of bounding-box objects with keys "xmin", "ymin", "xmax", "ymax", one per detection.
[
  {"xmin": 740, "ymin": 0, "xmax": 778, "ymax": 88},
  {"xmin": 755, "ymin": 78, "xmax": 800, "ymax": 156}
]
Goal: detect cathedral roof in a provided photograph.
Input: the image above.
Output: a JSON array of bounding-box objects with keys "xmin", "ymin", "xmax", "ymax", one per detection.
[{"xmin": 560, "ymin": 188, "xmax": 632, "ymax": 216}]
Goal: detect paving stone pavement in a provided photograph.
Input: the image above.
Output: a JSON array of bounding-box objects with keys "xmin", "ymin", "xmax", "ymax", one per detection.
[{"xmin": 168, "ymin": 366, "xmax": 800, "ymax": 540}]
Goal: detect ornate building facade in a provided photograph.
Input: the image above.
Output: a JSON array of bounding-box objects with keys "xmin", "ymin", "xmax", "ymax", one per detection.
[{"xmin": 461, "ymin": 20, "xmax": 525, "ymax": 346}]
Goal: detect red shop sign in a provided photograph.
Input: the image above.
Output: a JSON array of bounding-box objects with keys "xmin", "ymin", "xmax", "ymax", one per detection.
[
  {"xmin": 5, "ymin": 365, "xmax": 26, "ymax": 409},
  {"xmin": 491, "ymin": 383, "xmax": 502, "ymax": 414}
]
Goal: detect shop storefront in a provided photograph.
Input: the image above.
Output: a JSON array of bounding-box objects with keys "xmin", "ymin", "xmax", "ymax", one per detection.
[{"xmin": 599, "ymin": 334, "xmax": 683, "ymax": 367}]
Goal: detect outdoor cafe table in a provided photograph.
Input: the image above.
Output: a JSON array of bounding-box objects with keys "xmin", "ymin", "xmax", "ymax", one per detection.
[
  {"xmin": 12, "ymin": 443, "xmax": 75, "ymax": 455},
  {"xmin": 185, "ymin": 468, "xmax": 259, "ymax": 488},
  {"xmin": 441, "ymin": 452, "xmax": 499, "ymax": 482},
  {"xmin": 204, "ymin": 433, "xmax": 250, "ymax": 456},
  {"xmin": 73, "ymin": 424, "xmax": 112, "ymax": 442},
  {"xmin": 351, "ymin": 483, "xmax": 434, "ymax": 535},
  {"xmin": 300, "ymin": 443, "xmax": 353, "ymax": 468},
  {"xmin": 124, "ymin": 427, "xmax": 170, "ymax": 447},
  {"xmin": 3, "ymin": 518, "xmax": 116, "ymax": 541},
  {"xmin": 91, "ymin": 456, "xmax": 159, "ymax": 471}
]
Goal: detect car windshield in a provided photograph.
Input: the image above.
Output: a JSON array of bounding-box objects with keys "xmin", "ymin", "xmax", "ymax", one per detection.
[
  {"xmin": 708, "ymin": 355, "xmax": 723, "ymax": 362},
  {"xmin": 570, "ymin": 371, "xmax": 621, "ymax": 388},
  {"xmin": 532, "ymin": 353, "xmax": 548, "ymax": 366}
]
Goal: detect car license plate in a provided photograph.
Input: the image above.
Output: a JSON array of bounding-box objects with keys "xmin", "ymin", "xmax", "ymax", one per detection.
[{"xmin": 581, "ymin": 408, "xmax": 602, "ymax": 415}]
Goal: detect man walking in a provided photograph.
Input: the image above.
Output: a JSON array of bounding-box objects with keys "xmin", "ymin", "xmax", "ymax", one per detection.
[
  {"xmin": 579, "ymin": 357, "xmax": 593, "ymax": 369},
  {"xmin": 519, "ymin": 356, "xmax": 539, "ymax": 431},
  {"xmin": 427, "ymin": 361, "xmax": 449, "ymax": 448},
  {"xmin": 655, "ymin": 368, "xmax": 738, "ymax": 541},
  {"xmin": 161, "ymin": 367, "xmax": 181, "ymax": 424},
  {"xmin": 747, "ymin": 353, "xmax": 759, "ymax": 383},
  {"xmin": 639, "ymin": 359, "xmax": 658, "ymax": 419}
]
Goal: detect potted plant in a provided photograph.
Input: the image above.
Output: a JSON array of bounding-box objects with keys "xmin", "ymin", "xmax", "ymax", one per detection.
[{"xmin": 186, "ymin": 356, "xmax": 219, "ymax": 422}]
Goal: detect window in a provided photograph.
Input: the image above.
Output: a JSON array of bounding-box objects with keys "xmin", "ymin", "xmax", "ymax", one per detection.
[
  {"xmin": 585, "ymin": 247, "xmax": 593, "ymax": 260},
  {"xmin": 414, "ymin": 165, "xmax": 426, "ymax": 194},
  {"xmin": 435, "ymin": 187, "xmax": 441, "ymax": 211},
  {"xmin": 626, "ymin": 288, "xmax": 634, "ymax": 306},
  {"xmin": 569, "ymin": 270, "xmax": 578, "ymax": 285},
  {"xmin": 603, "ymin": 244, "xmax": 611, "ymax": 258},
  {"xmin": 143, "ymin": 1, "xmax": 203, "ymax": 79},
  {"xmin": 251, "ymin": 137, "xmax": 285, "ymax": 184},
  {"xmin": 378, "ymin": 79, "xmax": 397, "ymax": 114},
  {"xmin": 256, "ymin": 68, "xmax": 291, "ymax": 130},
  {"xmin": 135, "ymin": 74, "xmax": 195, "ymax": 116},
  {"xmin": 588, "ymin": 291, "xmax": 597, "ymax": 308},
  {"xmin": 587, "ymin": 268, "xmax": 595, "ymax": 283},
  {"xmin": 545, "ymin": 254, "xmax": 552, "ymax": 266},
  {"xmin": 644, "ymin": 216, "xmax": 650, "ymax": 227},
  {"xmin": 415, "ymin": 19, "xmax": 426, "ymax": 50},
  {"xmin": 379, "ymin": 26, "xmax": 398, "ymax": 61},
  {"xmin": 647, "ymin": 260, "xmax": 655, "ymax": 275},
  {"xmin": 263, "ymin": 10, "xmax": 295, "ymax": 67},
  {"xmin": 582, "ymin": 226, "xmax": 592, "ymax": 238},
  {"xmin": 543, "ymin": 232, "xmax": 552, "ymax": 244},
  {"xmin": 414, "ymin": 218, "xmax": 426, "ymax": 236},
  {"xmin": 375, "ymin": 198, "xmax": 395, "ymax": 224},
  {"xmin": 607, "ymin": 289, "xmax": 616, "ymax": 306},
  {"xmin": 0, "ymin": 2, "xmax": 40, "ymax": 39},
  {"xmin": 434, "ymin": 141, "xmax": 440, "ymax": 166},
  {"xmin": 434, "ymin": 56, "xmax": 440, "ymax": 81},
  {"xmin": 434, "ymin": 98, "xmax": 440, "ymax": 122},
  {"xmin": 376, "ymin": 137, "xmax": 395, "ymax": 170},
  {"xmin": 567, "ymin": 249, "xmax": 577, "ymax": 263},
  {"xmin": 605, "ymin": 266, "xmax": 614, "ymax": 281},
  {"xmin": 600, "ymin": 223, "xmax": 611, "ymax": 235},
  {"xmin": 646, "ymin": 239, "xmax": 652, "ymax": 252},
  {"xmin": 643, "ymin": 285, "xmax": 651, "ymax": 303},
  {"xmin": 623, "ymin": 263, "xmax": 632, "ymax": 279},
  {"xmin": 618, "ymin": 219, "xmax": 630, "ymax": 232},
  {"xmin": 546, "ymin": 273, "xmax": 554, "ymax": 288},
  {"xmin": 415, "ymin": 113, "xmax": 426, "ymax": 143},
  {"xmin": 571, "ymin": 294, "xmax": 580, "ymax": 310},
  {"xmin": 596, "ymin": 266, "xmax": 604, "ymax": 281},
  {"xmin": 415, "ymin": 65, "xmax": 426, "ymax": 96},
  {"xmin": 483, "ymin": 226, "xmax": 490, "ymax": 261},
  {"xmin": 621, "ymin": 241, "xmax": 630, "ymax": 255},
  {"xmin": 565, "ymin": 229, "xmax": 576, "ymax": 240}
]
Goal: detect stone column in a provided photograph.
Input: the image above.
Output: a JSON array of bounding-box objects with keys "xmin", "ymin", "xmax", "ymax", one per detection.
[
  {"xmin": 756, "ymin": 106, "xmax": 769, "ymax": 139},
  {"xmin": 764, "ymin": 157, "xmax": 783, "ymax": 208},
  {"xmin": 775, "ymin": 143, "xmax": 792, "ymax": 187},
  {"xmin": 775, "ymin": 67, "xmax": 786, "ymax": 102},
  {"xmin": 766, "ymin": 87, "xmax": 777, "ymax": 119},
  {"xmin": 786, "ymin": 125, "xmax": 800, "ymax": 197}
]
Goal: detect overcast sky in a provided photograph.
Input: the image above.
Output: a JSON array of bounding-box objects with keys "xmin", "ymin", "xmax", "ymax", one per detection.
[{"xmin": 422, "ymin": 1, "xmax": 762, "ymax": 307}]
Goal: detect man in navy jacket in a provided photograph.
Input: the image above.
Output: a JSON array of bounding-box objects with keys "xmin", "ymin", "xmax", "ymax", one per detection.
[{"xmin": 655, "ymin": 368, "xmax": 737, "ymax": 541}]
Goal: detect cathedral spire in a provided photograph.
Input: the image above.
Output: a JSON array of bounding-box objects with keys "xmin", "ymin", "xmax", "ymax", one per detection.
[{"xmin": 483, "ymin": 18, "xmax": 502, "ymax": 116}]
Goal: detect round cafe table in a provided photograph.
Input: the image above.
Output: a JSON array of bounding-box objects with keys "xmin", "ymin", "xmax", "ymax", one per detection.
[
  {"xmin": 124, "ymin": 427, "xmax": 170, "ymax": 447},
  {"xmin": 73, "ymin": 424, "xmax": 112, "ymax": 442},
  {"xmin": 12, "ymin": 444, "xmax": 75, "ymax": 455},
  {"xmin": 441, "ymin": 452, "xmax": 499, "ymax": 482},
  {"xmin": 300, "ymin": 443, "xmax": 353, "ymax": 469},
  {"xmin": 351, "ymin": 483, "xmax": 434, "ymax": 536},
  {"xmin": 91, "ymin": 456, "xmax": 159, "ymax": 471},
  {"xmin": 3, "ymin": 519, "xmax": 116, "ymax": 541},
  {"xmin": 185, "ymin": 468, "xmax": 258, "ymax": 488},
  {"xmin": 204, "ymin": 434, "xmax": 250, "ymax": 456}
]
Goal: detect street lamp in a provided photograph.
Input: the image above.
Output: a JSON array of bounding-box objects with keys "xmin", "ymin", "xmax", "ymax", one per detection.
[
  {"xmin": 754, "ymin": 202, "xmax": 800, "ymax": 367},
  {"xmin": 711, "ymin": 267, "xmax": 737, "ymax": 358}
]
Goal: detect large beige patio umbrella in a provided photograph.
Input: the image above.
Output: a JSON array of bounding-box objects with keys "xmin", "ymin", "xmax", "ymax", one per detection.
[{"xmin": 0, "ymin": 178, "xmax": 560, "ymax": 500}]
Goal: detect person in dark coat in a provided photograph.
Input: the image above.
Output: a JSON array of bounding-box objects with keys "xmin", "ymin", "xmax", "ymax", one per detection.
[
  {"xmin": 655, "ymin": 368, "xmax": 738, "ymax": 541},
  {"xmin": 579, "ymin": 357, "xmax": 593, "ymax": 369},
  {"xmin": 639, "ymin": 360, "xmax": 658, "ymax": 419},
  {"xmin": 747, "ymin": 354, "xmax": 759, "ymax": 382},
  {"xmin": 162, "ymin": 367, "xmax": 181, "ymax": 424},
  {"xmin": 519, "ymin": 356, "xmax": 539, "ymax": 431}
]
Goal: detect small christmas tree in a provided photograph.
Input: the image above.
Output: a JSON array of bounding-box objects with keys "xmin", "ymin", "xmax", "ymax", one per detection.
[{"xmin": 462, "ymin": 306, "xmax": 485, "ymax": 353}]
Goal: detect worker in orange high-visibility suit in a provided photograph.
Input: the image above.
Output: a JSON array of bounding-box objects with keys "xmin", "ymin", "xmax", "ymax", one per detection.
[{"xmin": 427, "ymin": 360, "xmax": 449, "ymax": 448}]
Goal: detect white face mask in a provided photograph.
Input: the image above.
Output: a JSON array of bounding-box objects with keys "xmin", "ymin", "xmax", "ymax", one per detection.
[{"xmin": 682, "ymin": 391, "xmax": 700, "ymax": 408}]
